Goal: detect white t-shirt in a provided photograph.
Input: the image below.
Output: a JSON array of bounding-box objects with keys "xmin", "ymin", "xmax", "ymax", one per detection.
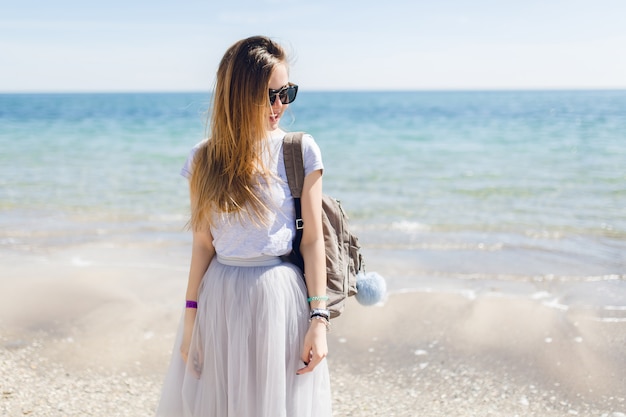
[{"xmin": 181, "ymin": 134, "xmax": 323, "ymax": 258}]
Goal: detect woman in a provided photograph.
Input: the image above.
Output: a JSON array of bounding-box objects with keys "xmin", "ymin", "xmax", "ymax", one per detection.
[{"xmin": 155, "ymin": 36, "xmax": 332, "ymax": 417}]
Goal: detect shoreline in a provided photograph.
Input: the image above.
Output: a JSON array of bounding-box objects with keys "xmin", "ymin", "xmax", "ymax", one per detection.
[
  {"xmin": 2, "ymin": 235, "xmax": 625, "ymax": 311},
  {"xmin": 2, "ymin": 260, "xmax": 625, "ymax": 416},
  {"xmin": 1, "ymin": 239, "xmax": 625, "ymax": 416}
]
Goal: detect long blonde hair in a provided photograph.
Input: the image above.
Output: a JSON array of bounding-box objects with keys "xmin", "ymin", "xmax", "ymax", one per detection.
[{"xmin": 189, "ymin": 36, "xmax": 287, "ymax": 230}]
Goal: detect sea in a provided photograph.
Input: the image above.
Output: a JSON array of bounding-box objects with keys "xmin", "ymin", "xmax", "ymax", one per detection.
[{"xmin": 1, "ymin": 91, "xmax": 625, "ymax": 319}]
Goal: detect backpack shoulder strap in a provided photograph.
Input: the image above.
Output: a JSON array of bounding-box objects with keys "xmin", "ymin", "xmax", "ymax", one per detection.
[
  {"xmin": 283, "ymin": 132, "xmax": 305, "ymax": 198},
  {"xmin": 283, "ymin": 132, "xmax": 306, "ymax": 255}
]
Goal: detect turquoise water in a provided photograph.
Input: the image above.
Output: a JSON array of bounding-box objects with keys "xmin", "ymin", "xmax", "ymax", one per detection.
[{"xmin": 1, "ymin": 91, "xmax": 625, "ymax": 308}]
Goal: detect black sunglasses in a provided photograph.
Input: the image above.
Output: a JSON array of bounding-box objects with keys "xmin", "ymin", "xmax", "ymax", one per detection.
[{"xmin": 269, "ymin": 83, "xmax": 298, "ymax": 105}]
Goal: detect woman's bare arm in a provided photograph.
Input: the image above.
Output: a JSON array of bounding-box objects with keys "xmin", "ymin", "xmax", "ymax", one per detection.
[
  {"xmin": 180, "ymin": 194, "xmax": 215, "ymax": 365},
  {"xmin": 296, "ymin": 169, "xmax": 328, "ymax": 374}
]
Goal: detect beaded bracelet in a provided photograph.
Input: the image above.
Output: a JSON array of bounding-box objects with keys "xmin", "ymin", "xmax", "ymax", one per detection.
[
  {"xmin": 310, "ymin": 308, "xmax": 330, "ymax": 320},
  {"xmin": 307, "ymin": 295, "xmax": 329, "ymax": 303},
  {"xmin": 186, "ymin": 300, "xmax": 198, "ymax": 309}
]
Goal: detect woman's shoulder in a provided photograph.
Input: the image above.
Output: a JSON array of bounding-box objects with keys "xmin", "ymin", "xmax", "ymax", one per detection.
[
  {"xmin": 301, "ymin": 132, "xmax": 316, "ymax": 144},
  {"xmin": 300, "ymin": 133, "xmax": 321, "ymax": 153},
  {"xmin": 181, "ymin": 139, "xmax": 209, "ymax": 179},
  {"xmin": 298, "ymin": 133, "xmax": 324, "ymax": 174},
  {"xmin": 273, "ymin": 130, "xmax": 318, "ymax": 153},
  {"xmin": 192, "ymin": 138, "xmax": 210, "ymax": 151}
]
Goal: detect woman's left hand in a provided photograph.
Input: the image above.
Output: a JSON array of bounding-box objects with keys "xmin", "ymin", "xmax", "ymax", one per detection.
[{"xmin": 296, "ymin": 319, "xmax": 328, "ymax": 375}]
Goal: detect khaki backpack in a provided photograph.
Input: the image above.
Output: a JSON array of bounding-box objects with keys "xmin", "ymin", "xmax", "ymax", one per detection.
[{"xmin": 283, "ymin": 132, "xmax": 364, "ymax": 318}]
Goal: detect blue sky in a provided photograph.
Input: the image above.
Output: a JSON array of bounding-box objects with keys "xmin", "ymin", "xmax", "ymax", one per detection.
[{"xmin": 2, "ymin": 0, "xmax": 625, "ymax": 92}]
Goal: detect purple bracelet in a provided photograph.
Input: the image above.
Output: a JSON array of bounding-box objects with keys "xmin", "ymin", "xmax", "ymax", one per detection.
[{"xmin": 186, "ymin": 300, "xmax": 198, "ymax": 309}]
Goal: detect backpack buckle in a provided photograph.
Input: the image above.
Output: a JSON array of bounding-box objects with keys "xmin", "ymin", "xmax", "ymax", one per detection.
[{"xmin": 296, "ymin": 219, "xmax": 304, "ymax": 230}]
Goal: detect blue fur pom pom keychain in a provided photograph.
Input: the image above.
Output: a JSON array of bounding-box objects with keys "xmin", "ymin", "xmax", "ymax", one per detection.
[{"xmin": 355, "ymin": 271, "xmax": 387, "ymax": 306}]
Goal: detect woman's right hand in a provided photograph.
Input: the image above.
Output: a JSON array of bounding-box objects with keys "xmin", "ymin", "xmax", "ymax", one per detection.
[
  {"xmin": 180, "ymin": 307, "xmax": 196, "ymax": 362},
  {"xmin": 180, "ymin": 307, "xmax": 203, "ymax": 377},
  {"xmin": 180, "ymin": 210, "xmax": 214, "ymax": 377}
]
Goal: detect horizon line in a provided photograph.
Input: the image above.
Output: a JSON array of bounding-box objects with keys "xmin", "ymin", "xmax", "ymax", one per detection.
[{"xmin": 2, "ymin": 86, "xmax": 626, "ymax": 95}]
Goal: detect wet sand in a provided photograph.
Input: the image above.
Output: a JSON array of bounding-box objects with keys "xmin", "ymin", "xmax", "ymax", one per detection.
[
  {"xmin": 329, "ymin": 294, "xmax": 625, "ymax": 416},
  {"xmin": 1, "ymin": 248, "xmax": 625, "ymax": 416}
]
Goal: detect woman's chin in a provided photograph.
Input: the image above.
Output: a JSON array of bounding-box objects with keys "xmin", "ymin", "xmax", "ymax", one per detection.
[{"xmin": 267, "ymin": 118, "xmax": 280, "ymax": 131}]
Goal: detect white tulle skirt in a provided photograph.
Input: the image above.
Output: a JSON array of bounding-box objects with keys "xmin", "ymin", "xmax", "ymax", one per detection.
[{"xmin": 155, "ymin": 255, "xmax": 332, "ymax": 417}]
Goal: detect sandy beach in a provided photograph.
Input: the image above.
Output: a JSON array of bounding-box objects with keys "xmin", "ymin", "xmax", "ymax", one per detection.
[
  {"xmin": 1, "ymin": 244, "xmax": 625, "ymax": 417},
  {"xmin": 3, "ymin": 86, "xmax": 626, "ymax": 417}
]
